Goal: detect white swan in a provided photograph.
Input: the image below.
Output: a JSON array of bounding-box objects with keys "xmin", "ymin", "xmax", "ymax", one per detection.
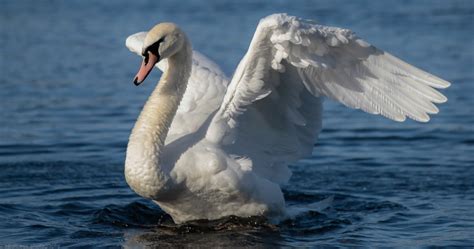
[{"xmin": 124, "ymin": 14, "xmax": 450, "ymax": 224}]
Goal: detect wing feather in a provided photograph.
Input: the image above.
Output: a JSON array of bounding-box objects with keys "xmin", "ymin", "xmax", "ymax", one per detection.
[{"xmin": 207, "ymin": 13, "xmax": 450, "ymax": 184}]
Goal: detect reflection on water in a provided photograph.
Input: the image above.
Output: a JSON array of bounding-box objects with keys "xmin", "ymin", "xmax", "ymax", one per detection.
[{"xmin": 122, "ymin": 215, "xmax": 280, "ymax": 248}]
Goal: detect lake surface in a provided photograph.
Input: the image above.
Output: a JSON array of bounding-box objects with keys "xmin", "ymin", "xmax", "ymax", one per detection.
[{"xmin": 1, "ymin": 0, "xmax": 473, "ymax": 247}]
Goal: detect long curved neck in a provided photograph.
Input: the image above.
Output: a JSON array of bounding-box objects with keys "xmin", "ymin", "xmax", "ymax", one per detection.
[{"xmin": 125, "ymin": 40, "xmax": 192, "ymax": 199}]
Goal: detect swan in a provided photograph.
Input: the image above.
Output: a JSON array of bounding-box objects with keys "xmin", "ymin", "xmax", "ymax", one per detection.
[{"xmin": 124, "ymin": 14, "xmax": 450, "ymax": 224}]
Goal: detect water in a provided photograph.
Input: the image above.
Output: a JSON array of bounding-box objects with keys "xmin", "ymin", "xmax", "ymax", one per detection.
[{"xmin": 1, "ymin": 0, "xmax": 473, "ymax": 247}]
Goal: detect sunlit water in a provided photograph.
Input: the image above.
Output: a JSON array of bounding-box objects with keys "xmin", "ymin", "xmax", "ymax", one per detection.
[{"xmin": 1, "ymin": 0, "xmax": 473, "ymax": 247}]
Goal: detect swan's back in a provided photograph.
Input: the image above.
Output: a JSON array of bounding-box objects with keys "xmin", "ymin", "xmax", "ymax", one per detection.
[{"xmin": 168, "ymin": 51, "xmax": 229, "ymax": 142}]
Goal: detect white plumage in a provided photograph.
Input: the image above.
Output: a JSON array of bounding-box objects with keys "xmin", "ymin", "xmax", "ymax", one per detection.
[{"xmin": 124, "ymin": 14, "xmax": 450, "ymax": 224}]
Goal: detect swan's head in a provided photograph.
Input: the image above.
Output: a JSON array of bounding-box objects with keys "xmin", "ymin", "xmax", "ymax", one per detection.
[{"xmin": 133, "ymin": 23, "xmax": 186, "ymax": 86}]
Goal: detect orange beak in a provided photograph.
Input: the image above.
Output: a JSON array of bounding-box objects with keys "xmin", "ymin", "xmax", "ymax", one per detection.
[{"xmin": 133, "ymin": 51, "xmax": 159, "ymax": 86}]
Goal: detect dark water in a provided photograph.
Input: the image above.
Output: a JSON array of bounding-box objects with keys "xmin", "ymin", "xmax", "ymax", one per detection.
[{"xmin": 1, "ymin": 0, "xmax": 473, "ymax": 247}]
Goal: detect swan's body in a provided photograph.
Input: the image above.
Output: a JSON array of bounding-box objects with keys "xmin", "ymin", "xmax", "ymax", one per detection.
[{"xmin": 124, "ymin": 14, "xmax": 450, "ymax": 224}]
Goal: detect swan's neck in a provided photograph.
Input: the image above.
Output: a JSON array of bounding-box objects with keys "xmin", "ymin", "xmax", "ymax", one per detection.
[{"xmin": 125, "ymin": 41, "xmax": 192, "ymax": 199}]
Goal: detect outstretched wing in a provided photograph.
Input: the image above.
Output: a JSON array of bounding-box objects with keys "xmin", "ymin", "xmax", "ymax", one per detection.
[
  {"xmin": 207, "ymin": 13, "xmax": 450, "ymax": 184},
  {"xmin": 126, "ymin": 32, "xmax": 229, "ymax": 142}
]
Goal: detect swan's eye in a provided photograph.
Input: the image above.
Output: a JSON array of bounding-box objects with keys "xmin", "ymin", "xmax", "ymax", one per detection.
[
  {"xmin": 143, "ymin": 52, "xmax": 149, "ymax": 65},
  {"xmin": 144, "ymin": 37, "xmax": 165, "ymax": 57},
  {"xmin": 142, "ymin": 37, "xmax": 165, "ymax": 65}
]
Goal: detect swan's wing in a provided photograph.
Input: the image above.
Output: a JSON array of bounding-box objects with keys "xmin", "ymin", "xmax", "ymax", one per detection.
[
  {"xmin": 207, "ymin": 13, "xmax": 450, "ymax": 184},
  {"xmin": 126, "ymin": 32, "xmax": 229, "ymax": 142}
]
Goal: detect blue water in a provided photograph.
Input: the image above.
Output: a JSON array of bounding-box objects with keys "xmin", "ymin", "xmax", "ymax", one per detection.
[{"xmin": 1, "ymin": 0, "xmax": 473, "ymax": 247}]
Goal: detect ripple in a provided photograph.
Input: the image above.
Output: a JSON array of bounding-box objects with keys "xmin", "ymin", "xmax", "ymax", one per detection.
[
  {"xmin": 1, "ymin": 0, "xmax": 473, "ymax": 247},
  {"xmin": 93, "ymin": 201, "xmax": 168, "ymax": 228}
]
